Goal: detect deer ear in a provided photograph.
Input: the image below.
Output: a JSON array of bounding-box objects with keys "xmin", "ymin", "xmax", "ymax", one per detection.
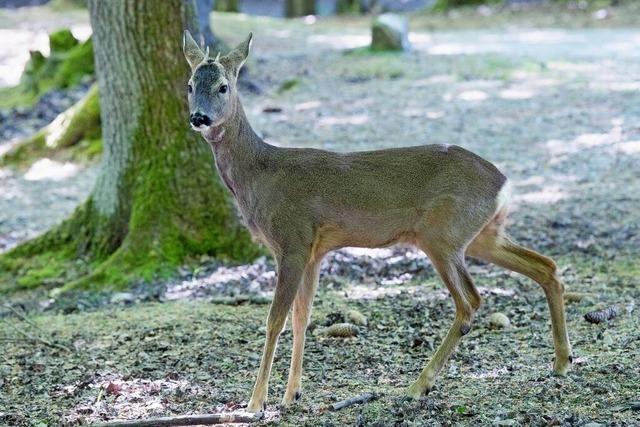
[
  {"xmin": 221, "ymin": 33, "xmax": 252, "ymax": 78},
  {"xmin": 183, "ymin": 30, "xmax": 205, "ymax": 70}
]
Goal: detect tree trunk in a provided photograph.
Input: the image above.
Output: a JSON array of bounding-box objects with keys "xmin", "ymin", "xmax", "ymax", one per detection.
[
  {"xmin": 214, "ymin": 0, "xmax": 240, "ymax": 13},
  {"xmin": 194, "ymin": 0, "xmax": 227, "ymax": 54},
  {"xmin": 285, "ymin": 0, "xmax": 315, "ymax": 17},
  {"xmin": 0, "ymin": 0, "xmax": 258, "ymax": 292}
]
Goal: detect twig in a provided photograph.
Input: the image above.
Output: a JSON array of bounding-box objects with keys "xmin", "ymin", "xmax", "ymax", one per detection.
[
  {"xmin": 91, "ymin": 412, "xmax": 264, "ymax": 426},
  {"xmin": 2, "ymin": 304, "xmax": 47, "ymax": 333},
  {"xmin": 584, "ymin": 306, "xmax": 618, "ymax": 324},
  {"xmin": 330, "ymin": 392, "xmax": 377, "ymax": 411},
  {"xmin": 1, "ymin": 313, "xmax": 73, "ymax": 353},
  {"xmin": 611, "ymin": 401, "xmax": 640, "ymax": 412}
]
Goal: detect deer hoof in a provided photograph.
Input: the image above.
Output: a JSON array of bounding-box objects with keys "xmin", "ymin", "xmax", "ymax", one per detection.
[
  {"xmin": 281, "ymin": 390, "xmax": 302, "ymax": 407},
  {"xmin": 460, "ymin": 323, "xmax": 472, "ymax": 336},
  {"xmin": 405, "ymin": 381, "xmax": 432, "ymax": 400},
  {"xmin": 247, "ymin": 399, "xmax": 266, "ymax": 413}
]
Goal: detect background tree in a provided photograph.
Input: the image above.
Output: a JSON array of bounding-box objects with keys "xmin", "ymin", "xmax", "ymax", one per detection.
[
  {"xmin": 0, "ymin": 0, "xmax": 258, "ymax": 292},
  {"xmin": 285, "ymin": 0, "xmax": 315, "ymax": 17}
]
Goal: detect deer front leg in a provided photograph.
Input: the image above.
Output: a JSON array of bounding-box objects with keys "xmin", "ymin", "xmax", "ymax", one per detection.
[
  {"xmin": 282, "ymin": 259, "xmax": 321, "ymax": 406},
  {"xmin": 247, "ymin": 252, "xmax": 307, "ymax": 413}
]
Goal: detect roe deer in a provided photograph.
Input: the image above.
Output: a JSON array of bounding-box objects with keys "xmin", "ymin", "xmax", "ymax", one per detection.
[{"xmin": 183, "ymin": 31, "xmax": 572, "ymax": 412}]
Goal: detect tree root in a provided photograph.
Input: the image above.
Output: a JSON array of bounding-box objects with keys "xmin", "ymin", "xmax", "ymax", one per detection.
[{"xmin": 0, "ymin": 84, "xmax": 101, "ymax": 167}]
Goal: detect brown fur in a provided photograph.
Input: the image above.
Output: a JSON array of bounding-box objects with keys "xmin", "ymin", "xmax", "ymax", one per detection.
[{"xmin": 183, "ymin": 31, "xmax": 572, "ymax": 412}]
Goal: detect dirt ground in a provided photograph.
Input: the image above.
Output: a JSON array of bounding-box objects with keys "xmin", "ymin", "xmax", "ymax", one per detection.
[{"xmin": 1, "ymin": 4, "xmax": 639, "ymax": 427}]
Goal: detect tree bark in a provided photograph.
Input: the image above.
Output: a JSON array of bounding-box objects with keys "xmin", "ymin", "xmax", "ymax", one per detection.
[
  {"xmin": 0, "ymin": 0, "xmax": 258, "ymax": 292},
  {"xmin": 194, "ymin": 0, "xmax": 227, "ymax": 54},
  {"xmin": 285, "ymin": 0, "xmax": 315, "ymax": 17}
]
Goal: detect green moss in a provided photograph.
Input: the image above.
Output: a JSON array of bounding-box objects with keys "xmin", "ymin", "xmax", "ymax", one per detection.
[
  {"xmin": 0, "ymin": 32, "xmax": 94, "ymax": 110},
  {"xmin": 48, "ymin": 0, "xmax": 87, "ymax": 10},
  {"xmin": 278, "ymin": 78, "xmax": 302, "ymax": 93},
  {"xmin": 49, "ymin": 29, "xmax": 79, "ymax": 53},
  {"xmin": 53, "ymin": 38, "xmax": 94, "ymax": 88}
]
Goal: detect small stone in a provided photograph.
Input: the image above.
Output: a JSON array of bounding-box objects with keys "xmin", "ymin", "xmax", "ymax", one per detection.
[
  {"xmin": 489, "ymin": 312, "xmax": 511, "ymax": 329},
  {"xmin": 371, "ymin": 14, "xmax": 410, "ymax": 51},
  {"xmin": 583, "ymin": 423, "xmax": 604, "ymax": 427},
  {"xmin": 495, "ymin": 419, "xmax": 517, "ymax": 426},
  {"xmin": 110, "ymin": 292, "xmax": 135, "ymax": 305},
  {"xmin": 602, "ymin": 331, "xmax": 614, "ymax": 346}
]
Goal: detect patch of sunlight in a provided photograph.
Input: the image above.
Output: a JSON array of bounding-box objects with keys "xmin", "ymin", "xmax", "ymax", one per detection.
[
  {"xmin": 425, "ymin": 43, "xmax": 505, "ymax": 56},
  {"xmin": 408, "ymin": 32, "xmax": 433, "ymax": 44},
  {"xmin": 515, "ymin": 30, "xmax": 570, "ymax": 44},
  {"xmin": 426, "ymin": 111, "xmax": 445, "ymax": 119},
  {"xmin": 476, "ymin": 286, "xmax": 515, "ymax": 297},
  {"xmin": 342, "ymin": 247, "xmax": 395, "ymax": 258},
  {"xmin": 468, "ymin": 367, "xmax": 509, "ymax": 379},
  {"xmin": 514, "ymin": 186, "xmax": 568, "ymax": 204},
  {"xmin": 411, "ymin": 74, "xmax": 456, "ymax": 87},
  {"xmin": 547, "ymin": 61, "xmax": 598, "ymax": 73},
  {"xmin": 71, "ymin": 24, "xmax": 92, "ymax": 42},
  {"xmin": 458, "ymin": 90, "xmax": 488, "ymax": 102},
  {"xmin": 307, "ymin": 33, "xmax": 369, "ymax": 49},
  {"xmin": 616, "ymin": 141, "xmax": 640, "ymax": 155},
  {"xmin": 499, "ymin": 88, "xmax": 535, "ymax": 100},
  {"xmin": 0, "ymin": 29, "xmax": 48, "ymax": 87},
  {"xmin": 64, "ymin": 373, "xmax": 197, "ymax": 423},
  {"xmin": 590, "ymin": 81, "xmax": 640, "ymax": 92},
  {"xmin": 271, "ymin": 29, "xmax": 292, "ymax": 38},
  {"xmin": 515, "ymin": 175, "xmax": 545, "ymax": 187},
  {"xmin": 24, "ymin": 158, "xmax": 79, "ymax": 181},
  {"xmin": 295, "ymin": 100, "xmax": 322, "ymax": 111},
  {"xmin": 316, "ymin": 114, "xmax": 369, "ymax": 127},
  {"xmin": 546, "ymin": 122, "xmax": 624, "ymax": 159},
  {"xmin": 342, "ymin": 283, "xmax": 445, "ymax": 300},
  {"xmin": 402, "ymin": 108, "xmax": 445, "ymax": 120}
]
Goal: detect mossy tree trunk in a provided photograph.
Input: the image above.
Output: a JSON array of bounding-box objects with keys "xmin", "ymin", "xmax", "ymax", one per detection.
[
  {"xmin": 0, "ymin": 0, "xmax": 258, "ymax": 292},
  {"xmin": 285, "ymin": 0, "xmax": 315, "ymax": 17}
]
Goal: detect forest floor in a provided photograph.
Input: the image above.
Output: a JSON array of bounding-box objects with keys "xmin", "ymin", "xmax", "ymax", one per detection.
[{"xmin": 1, "ymin": 3, "xmax": 640, "ymax": 427}]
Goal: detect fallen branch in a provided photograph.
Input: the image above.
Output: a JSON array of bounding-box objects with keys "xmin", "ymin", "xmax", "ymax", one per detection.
[
  {"xmin": 92, "ymin": 412, "xmax": 264, "ymax": 427},
  {"xmin": 1, "ymin": 304, "xmax": 73, "ymax": 353},
  {"xmin": 584, "ymin": 306, "xmax": 618, "ymax": 324},
  {"xmin": 330, "ymin": 392, "xmax": 377, "ymax": 411}
]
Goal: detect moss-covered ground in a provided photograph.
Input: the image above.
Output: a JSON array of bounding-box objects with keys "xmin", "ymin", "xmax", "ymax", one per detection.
[{"xmin": 1, "ymin": 3, "xmax": 639, "ymax": 426}]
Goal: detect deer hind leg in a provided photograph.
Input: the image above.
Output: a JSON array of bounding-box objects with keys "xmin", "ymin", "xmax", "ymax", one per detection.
[
  {"xmin": 247, "ymin": 250, "xmax": 308, "ymax": 413},
  {"xmin": 466, "ymin": 218, "xmax": 572, "ymax": 375},
  {"xmin": 282, "ymin": 257, "xmax": 322, "ymax": 406},
  {"xmin": 407, "ymin": 247, "xmax": 481, "ymax": 398}
]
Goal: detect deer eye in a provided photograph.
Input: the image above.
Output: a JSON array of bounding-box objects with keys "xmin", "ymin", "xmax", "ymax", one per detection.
[
  {"xmin": 187, "ymin": 84, "xmax": 193, "ymax": 94},
  {"xmin": 219, "ymin": 84, "xmax": 228, "ymax": 94}
]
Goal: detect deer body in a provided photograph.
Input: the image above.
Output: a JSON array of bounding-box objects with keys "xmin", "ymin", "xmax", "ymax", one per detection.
[{"xmin": 183, "ymin": 32, "xmax": 572, "ymax": 413}]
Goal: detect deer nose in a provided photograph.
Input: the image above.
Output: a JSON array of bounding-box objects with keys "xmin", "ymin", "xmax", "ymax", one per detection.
[{"xmin": 190, "ymin": 112, "xmax": 212, "ymax": 127}]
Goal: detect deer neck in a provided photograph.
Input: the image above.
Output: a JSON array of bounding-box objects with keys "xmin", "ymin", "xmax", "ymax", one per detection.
[{"xmin": 204, "ymin": 99, "xmax": 269, "ymax": 198}]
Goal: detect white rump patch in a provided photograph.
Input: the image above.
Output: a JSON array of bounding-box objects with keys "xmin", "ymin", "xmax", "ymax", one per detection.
[{"xmin": 496, "ymin": 180, "xmax": 512, "ymax": 212}]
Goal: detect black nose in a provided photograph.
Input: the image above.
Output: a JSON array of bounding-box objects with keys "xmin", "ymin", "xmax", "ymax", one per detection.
[{"xmin": 190, "ymin": 112, "xmax": 212, "ymax": 127}]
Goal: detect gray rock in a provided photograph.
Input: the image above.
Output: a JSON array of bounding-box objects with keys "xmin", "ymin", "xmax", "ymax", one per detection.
[
  {"xmin": 111, "ymin": 292, "xmax": 135, "ymax": 305},
  {"xmin": 371, "ymin": 14, "xmax": 409, "ymax": 51}
]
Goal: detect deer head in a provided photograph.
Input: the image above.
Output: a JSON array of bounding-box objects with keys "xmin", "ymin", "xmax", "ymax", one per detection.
[{"xmin": 183, "ymin": 30, "xmax": 252, "ymax": 142}]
